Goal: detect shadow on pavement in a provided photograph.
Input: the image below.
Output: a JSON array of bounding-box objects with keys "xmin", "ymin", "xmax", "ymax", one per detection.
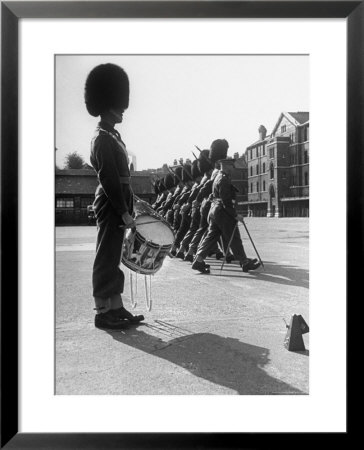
[
  {"xmin": 107, "ymin": 328, "xmax": 305, "ymax": 395},
  {"xmin": 203, "ymin": 260, "xmax": 309, "ymax": 289}
]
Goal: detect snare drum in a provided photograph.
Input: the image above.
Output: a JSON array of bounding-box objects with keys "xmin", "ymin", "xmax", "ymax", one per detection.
[{"xmin": 121, "ymin": 197, "xmax": 175, "ymax": 275}]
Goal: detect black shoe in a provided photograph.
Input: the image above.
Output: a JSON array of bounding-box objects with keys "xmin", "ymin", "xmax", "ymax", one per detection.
[
  {"xmin": 112, "ymin": 306, "xmax": 144, "ymax": 324},
  {"xmin": 192, "ymin": 259, "xmax": 210, "ymax": 274},
  {"xmin": 241, "ymin": 258, "xmax": 260, "ymax": 272},
  {"xmin": 215, "ymin": 251, "xmax": 224, "ymax": 260},
  {"xmin": 176, "ymin": 251, "xmax": 185, "ymax": 260},
  {"xmin": 170, "ymin": 248, "xmax": 177, "ymax": 257},
  {"xmin": 95, "ymin": 310, "xmax": 130, "ymax": 330},
  {"xmin": 184, "ymin": 253, "xmax": 194, "ymax": 262},
  {"xmin": 226, "ymin": 254, "xmax": 234, "ymax": 263}
]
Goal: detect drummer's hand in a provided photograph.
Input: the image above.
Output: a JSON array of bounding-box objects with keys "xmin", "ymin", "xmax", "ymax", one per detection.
[{"xmin": 121, "ymin": 212, "xmax": 136, "ymax": 229}]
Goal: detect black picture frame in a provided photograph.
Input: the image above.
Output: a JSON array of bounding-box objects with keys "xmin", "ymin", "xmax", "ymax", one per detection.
[{"xmin": 1, "ymin": 1, "xmax": 358, "ymax": 448}]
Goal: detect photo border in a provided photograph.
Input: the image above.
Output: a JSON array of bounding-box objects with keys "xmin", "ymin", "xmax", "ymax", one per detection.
[{"xmin": 1, "ymin": 1, "xmax": 359, "ymax": 447}]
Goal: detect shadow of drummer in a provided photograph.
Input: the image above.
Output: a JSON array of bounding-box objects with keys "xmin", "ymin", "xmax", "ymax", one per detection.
[{"xmin": 106, "ymin": 325, "xmax": 305, "ymax": 395}]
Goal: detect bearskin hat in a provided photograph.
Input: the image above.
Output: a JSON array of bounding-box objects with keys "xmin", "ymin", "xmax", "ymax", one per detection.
[
  {"xmin": 209, "ymin": 139, "xmax": 229, "ymax": 163},
  {"xmin": 198, "ymin": 149, "xmax": 213, "ymax": 174},
  {"xmin": 174, "ymin": 166, "xmax": 183, "ymax": 184},
  {"xmin": 164, "ymin": 173, "xmax": 175, "ymax": 190},
  {"xmin": 84, "ymin": 63, "xmax": 130, "ymax": 117},
  {"xmin": 182, "ymin": 164, "xmax": 193, "ymax": 182},
  {"xmin": 191, "ymin": 159, "xmax": 202, "ymax": 180}
]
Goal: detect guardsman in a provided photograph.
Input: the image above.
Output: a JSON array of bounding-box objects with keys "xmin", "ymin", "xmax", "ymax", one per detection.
[
  {"xmin": 172, "ymin": 163, "xmax": 194, "ymax": 233},
  {"xmin": 85, "ymin": 63, "xmax": 144, "ymax": 330},
  {"xmin": 184, "ymin": 141, "xmax": 229, "ymax": 262},
  {"xmin": 192, "ymin": 155, "xmax": 261, "ymax": 274},
  {"xmin": 173, "ymin": 160, "xmax": 203, "ymax": 257},
  {"xmin": 176, "ymin": 154, "xmax": 211, "ymax": 259}
]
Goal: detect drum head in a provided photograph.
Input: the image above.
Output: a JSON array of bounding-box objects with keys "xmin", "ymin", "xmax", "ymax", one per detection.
[{"xmin": 135, "ymin": 215, "xmax": 174, "ymax": 246}]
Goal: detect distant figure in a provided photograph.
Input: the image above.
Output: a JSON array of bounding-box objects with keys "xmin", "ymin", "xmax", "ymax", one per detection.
[{"xmin": 85, "ymin": 63, "xmax": 144, "ymax": 330}]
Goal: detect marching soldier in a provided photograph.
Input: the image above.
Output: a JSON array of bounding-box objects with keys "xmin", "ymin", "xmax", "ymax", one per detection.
[
  {"xmin": 173, "ymin": 160, "xmax": 203, "ymax": 257},
  {"xmin": 176, "ymin": 152, "xmax": 213, "ymax": 260},
  {"xmin": 192, "ymin": 148, "xmax": 260, "ymax": 274},
  {"xmin": 184, "ymin": 141, "xmax": 229, "ymax": 262}
]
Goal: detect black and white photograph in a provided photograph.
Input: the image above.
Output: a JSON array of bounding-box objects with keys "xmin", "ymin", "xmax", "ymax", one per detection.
[{"xmin": 55, "ymin": 54, "xmax": 310, "ymax": 395}]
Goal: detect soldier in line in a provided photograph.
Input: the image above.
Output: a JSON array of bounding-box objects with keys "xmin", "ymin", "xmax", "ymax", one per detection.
[
  {"xmin": 159, "ymin": 167, "xmax": 184, "ymax": 225},
  {"xmin": 172, "ymin": 160, "xmax": 204, "ymax": 256},
  {"xmin": 183, "ymin": 141, "xmax": 230, "ymax": 262},
  {"xmin": 156, "ymin": 172, "xmax": 175, "ymax": 215},
  {"xmin": 191, "ymin": 156, "xmax": 261, "ymax": 274},
  {"xmin": 175, "ymin": 152, "xmax": 214, "ymax": 260},
  {"xmin": 152, "ymin": 179, "xmax": 168, "ymax": 210},
  {"xmin": 171, "ymin": 164, "xmax": 194, "ymax": 235}
]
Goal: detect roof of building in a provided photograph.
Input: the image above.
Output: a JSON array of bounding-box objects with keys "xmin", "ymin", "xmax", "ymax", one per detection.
[
  {"xmin": 56, "ymin": 172, "xmax": 98, "ymax": 195},
  {"xmin": 271, "ymin": 111, "xmax": 309, "ymax": 136},
  {"xmin": 287, "ymin": 112, "xmax": 309, "ymax": 125},
  {"xmin": 55, "ymin": 170, "xmax": 154, "ymax": 195},
  {"xmin": 56, "ymin": 169, "xmax": 96, "ymax": 176}
]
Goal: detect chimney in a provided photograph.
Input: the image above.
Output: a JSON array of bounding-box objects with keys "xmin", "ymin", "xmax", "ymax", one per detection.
[{"xmin": 258, "ymin": 125, "xmax": 267, "ymax": 140}]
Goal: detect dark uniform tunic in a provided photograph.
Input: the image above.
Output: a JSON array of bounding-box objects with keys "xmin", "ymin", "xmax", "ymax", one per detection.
[
  {"xmin": 196, "ymin": 170, "xmax": 247, "ymax": 262},
  {"xmin": 90, "ymin": 121, "xmax": 133, "ymax": 299}
]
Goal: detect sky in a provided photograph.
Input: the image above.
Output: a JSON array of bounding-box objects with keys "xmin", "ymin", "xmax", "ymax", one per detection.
[{"xmin": 56, "ymin": 55, "xmax": 309, "ymax": 170}]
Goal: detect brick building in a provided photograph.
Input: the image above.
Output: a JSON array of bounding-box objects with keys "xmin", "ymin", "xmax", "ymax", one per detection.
[
  {"xmin": 231, "ymin": 154, "xmax": 249, "ymax": 216},
  {"xmin": 55, "ymin": 169, "xmax": 155, "ymax": 225},
  {"xmin": 244, "ymin": 112, "xmax": 309, "ymax": 217}
]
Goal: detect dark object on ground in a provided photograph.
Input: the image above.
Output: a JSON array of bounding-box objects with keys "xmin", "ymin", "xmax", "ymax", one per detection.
[{"xmin": 284, "ymin": 314, "xmax": 309, "ymax": 351}]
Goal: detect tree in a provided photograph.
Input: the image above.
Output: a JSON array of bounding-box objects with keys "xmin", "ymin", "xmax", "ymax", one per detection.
[{"xmin": 64, "ymin": 151, "xmax": 85, "ymax": 169}]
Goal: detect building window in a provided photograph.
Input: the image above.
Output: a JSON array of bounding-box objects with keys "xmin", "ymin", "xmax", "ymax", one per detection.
[
  {"xmin": 250, "ymin": 149, "xmax": 252, "ymax": 160},
  {"xmin": 304, "ymin": 150, "xmax": 309, "ymax": 164},
  {"xmin": 256, "ymin": 182, "xmax": 259, "ymax": 192},
  {"xmin": 282, "ymin": 172, "xmax": 286, "ymax": 179},
  {"xmin": 304, "ymin": 126, "xmax": 309, "ymax": 141},
  {"xmin": 250, "ymin": 166, "xmax": 253, "ymax": 176},
  {"xmin": 263, "ymin": 146, "xmax": 265, "ymax": 155},
  {"xmin": 269, "ymin": 148, "xmax": 275, "ymax": 159},
  {"xmin": 305, "ymin": 172, "xmax": 309, "ymax": 186},
  {"xmin": 270, "ymin": 163, "xmax": 274, "ymax": 179},
  {"xmin": 56, "ymin": 198, "xmax": 74, "ymax": 208},
  {"xmin": 250, "ymin": 183, "xmax": 253, "ymax": 193},
  {"xmin": 256, "ymin": 164, "xmax": 259, "ymax": 175},
  {"xmin": 262, "ymin": 162, "xmax": 266, "ymax": 173},
  {"xmin": 263, "ymin": 180, "xmax": 266, "ymax": 191},
  {"xmin": 281, "ymin": 125, "xmax": 286, "ymax": 133}
]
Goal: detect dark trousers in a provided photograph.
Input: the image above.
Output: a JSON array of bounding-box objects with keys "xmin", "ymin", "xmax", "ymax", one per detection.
[
  {"xmin": 92, "ymin": 203, "xmax": 125, "ymax": 298},
  {"xmin": 196, "ymin": 204, "xmax": 247, "ymax": 262},
  {"xmin": 174, "ymin": 209, "xmax": 192, "ymax": 247},
  {"xmin": 189, "ymin": 200, "xmax": 211, "ymax": 253},
  {"xmin": 173, "ymin": 209, "xmax": 182, "ymax": 232},
  {"xmin": 180, "ymin": 207, "xmax": 201, "ymax": 250}
]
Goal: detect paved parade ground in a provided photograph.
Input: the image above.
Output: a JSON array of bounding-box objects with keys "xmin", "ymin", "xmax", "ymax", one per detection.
[{"xmin": 56, "ymin": 218, "xmax": 309, "ymax": 395}]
